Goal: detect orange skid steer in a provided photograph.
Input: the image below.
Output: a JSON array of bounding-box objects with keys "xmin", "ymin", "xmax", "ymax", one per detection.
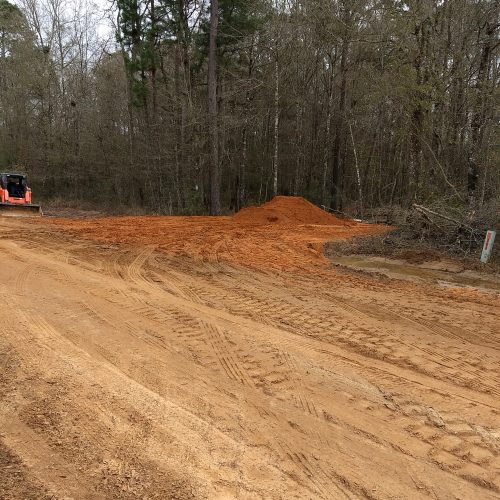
[{"xmin": 0, "ymin": 173, "xmax": 42, "ymax": 216}]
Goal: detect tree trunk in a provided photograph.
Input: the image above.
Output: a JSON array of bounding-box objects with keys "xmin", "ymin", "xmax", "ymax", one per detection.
[
  {"xmin": 272, "ymin": 57, "xmax": 279, "ymax": 197},
  {"xmin": 322, "ymin": 64, "xmax": 334, "ymax": 206},
  {"xmin": 470, "ymin": 16, "xmax": 497, "ymax": 209},
  {"xmin": 208, "ymin": 0, "xmax": 221, "ymax": 215},
  {"xmin": 349, "ymin": 122, "xmax": 363, "ymax": 217},
  {"xmin": 330, "ymin": 34, "xmax": 348, "ymax": 212}
]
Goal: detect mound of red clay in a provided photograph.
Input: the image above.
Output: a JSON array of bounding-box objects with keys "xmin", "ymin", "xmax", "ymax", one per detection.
[
  {"xmin": 45, "ymin": 194, "xmax": 388, "ymax": 273},
  {"xmin": 233, "ymin": 196, "xmax": 350, "ymax": 226}
]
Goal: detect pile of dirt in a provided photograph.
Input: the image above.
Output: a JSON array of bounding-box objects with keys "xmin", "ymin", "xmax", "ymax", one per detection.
[
  {"xmin": 233, "ymin": 196, "xmax": 351, "ymax": 226},
  {"xmin": 43, "ymin": 196, "xmax": 387, "ymax": 273}
]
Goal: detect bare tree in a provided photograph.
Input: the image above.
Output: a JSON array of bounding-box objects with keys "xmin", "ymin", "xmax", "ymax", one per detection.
[{"xmin": 208, "ymin": 0, "xmax": 221, "ymax": 215}]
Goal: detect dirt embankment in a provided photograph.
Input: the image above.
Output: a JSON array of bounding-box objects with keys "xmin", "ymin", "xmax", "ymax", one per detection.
[
  {"xmin": 46, "ymin": 196, "xmax": 387, "ymax": 272},
  {"xmin": 1, "ymin": 199, "xmax": 499, "ymax": 499}
]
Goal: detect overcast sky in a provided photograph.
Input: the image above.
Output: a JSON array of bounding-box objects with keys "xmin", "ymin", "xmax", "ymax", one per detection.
[
  {"xmin": 93, "ymin": 0, "xmax": 115, "ymax": 40},
  {"xmin": 13, "ymin": 0, "xmax": 116, "ymax": 43}
]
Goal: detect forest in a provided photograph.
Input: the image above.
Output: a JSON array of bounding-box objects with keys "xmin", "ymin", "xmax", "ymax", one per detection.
[{"xmin": 0, "ymin": 0, "xmax": 498, "ymax": 216}]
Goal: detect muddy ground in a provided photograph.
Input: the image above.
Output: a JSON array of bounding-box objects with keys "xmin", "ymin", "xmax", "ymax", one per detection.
[{"xmin": 0, "ymin": 197, "xmax": 499, "ymax": 499}]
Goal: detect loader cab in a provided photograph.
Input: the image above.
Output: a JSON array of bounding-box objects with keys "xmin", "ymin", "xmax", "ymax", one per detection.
[
  {"xmin": 0, "ymin": 173, "xmax": 31, "ymax": 203},
  {"xmin": 7, "ymin": 177, "xmax": 26, "ymax": 198}
]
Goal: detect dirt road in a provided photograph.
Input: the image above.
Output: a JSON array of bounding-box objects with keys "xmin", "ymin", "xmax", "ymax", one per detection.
[{"xmin": 1, "ymin": 201, "xmax": 499, "ymax": 499}]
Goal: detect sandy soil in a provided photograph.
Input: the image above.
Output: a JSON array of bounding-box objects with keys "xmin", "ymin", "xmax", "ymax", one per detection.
[{"xmin": 1, "ymin": 197, "xmax": 499, "ymax": 499}]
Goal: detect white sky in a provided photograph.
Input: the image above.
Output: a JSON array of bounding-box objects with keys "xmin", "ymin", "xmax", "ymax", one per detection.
[
  {"xmin": 94, "ymin": 0, "xmax": 115, "ymax": 39},
  {"xmin": 13, "ymin": 0, "xmax": 116, "ymax": 43}
]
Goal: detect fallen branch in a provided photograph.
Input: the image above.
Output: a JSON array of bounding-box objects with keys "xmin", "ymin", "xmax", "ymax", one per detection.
[
  {"xmin": 413, "ymin": 204, "xmax": 473, "ymax": 231},
  {"xmin": 418, "ymin": 209, "xmax": 446, "ymax": 233},
  {"xmin": 321, "ymin": 205, "xmax": 348, "ymax": 217}
]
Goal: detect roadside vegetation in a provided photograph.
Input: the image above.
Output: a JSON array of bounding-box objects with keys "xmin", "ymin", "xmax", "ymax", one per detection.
[{"xmin": 327, "ymin": 198, "xmax": 500, "ymax": 267}]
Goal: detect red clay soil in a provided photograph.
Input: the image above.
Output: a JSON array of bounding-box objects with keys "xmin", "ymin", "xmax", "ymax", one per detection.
[
  {"xmin": 46, "ymin": 196, "xmax": 387, "ymax": 273},
  {"xmin": 2, "ymin": 199, "xmax": 499, "ymax": 499},
  {"xmin": 233, "ymin": 196, "xmax": 352, "ymax": 226}
]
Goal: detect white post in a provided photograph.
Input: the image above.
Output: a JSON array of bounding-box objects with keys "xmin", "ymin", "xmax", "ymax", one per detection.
[{"xmin": 480, "ymin": 230, "xmax": 496, "ymax": 263}]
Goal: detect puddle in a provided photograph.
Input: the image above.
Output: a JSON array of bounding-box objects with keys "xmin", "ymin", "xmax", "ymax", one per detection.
[{"xmin": 331, "ymin": 255, "xmax": 500, "ymax": 292}]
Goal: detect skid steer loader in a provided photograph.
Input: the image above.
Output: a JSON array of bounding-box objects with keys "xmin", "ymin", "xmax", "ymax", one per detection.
[{"xmin": 0, "ymin": 173, "xmax": 42, "ymax": 216}]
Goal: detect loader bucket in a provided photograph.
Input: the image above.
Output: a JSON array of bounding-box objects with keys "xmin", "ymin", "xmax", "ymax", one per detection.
[{"xmin": 0, "ymin": 203, "xmax": 42, "ymax": 217}]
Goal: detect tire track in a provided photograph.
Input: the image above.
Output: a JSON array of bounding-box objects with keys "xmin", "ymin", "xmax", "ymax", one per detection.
[
  {"xmin": 15, "ymin": 264, "xmax": 36, "ymax": 295},
  {"xmin": 326, "ymin": 296, "xmax": 500, "ymax": 398},
  {"xmin": 277, "ymin": 441, "xmax": 354, "ymax": 499},
  {"xmin": 126, "ymin": 245, "xmax": 157, "ymax": 287},
  {"xmin": 111, "ymin": 247, "xmax": 261, "ymax": 389},
  {"xmin": 200, "ymin": 321, "xmax": 254, "ymax": 387},
  {"xmin": 280, "ymin": 351, "xmax": 319, "ymax": 418}
]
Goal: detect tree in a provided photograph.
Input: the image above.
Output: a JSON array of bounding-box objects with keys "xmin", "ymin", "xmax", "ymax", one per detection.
[{"xmin": 207, "ymin": 0, "xmax": 221, "ymax": 215}]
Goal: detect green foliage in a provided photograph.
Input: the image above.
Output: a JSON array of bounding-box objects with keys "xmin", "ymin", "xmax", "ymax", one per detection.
[
  {"xmin": 116, "ymin": 0, "xmax": 157, "ymax": 107},
  {"xmin": 195, "ymin": 0, "xmax": 267, "ymax": 69},
  {"xmin": 0, "ymin": 0, "xmax": 29, "ymax": 55},
  {"xmin": 0, "ymin": 0, "xmax": 22, "ymax": 27}
]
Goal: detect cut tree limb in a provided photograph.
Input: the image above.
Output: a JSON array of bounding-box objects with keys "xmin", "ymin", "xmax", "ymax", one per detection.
[{"xmin": 413, "ymin": 204, "xmax": 473, "ymax": 231}]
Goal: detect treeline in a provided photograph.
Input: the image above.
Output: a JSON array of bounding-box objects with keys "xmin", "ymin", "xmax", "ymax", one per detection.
[{"xmin": 0, "ymin": 0, "xmax": 498, "ymax": 215}]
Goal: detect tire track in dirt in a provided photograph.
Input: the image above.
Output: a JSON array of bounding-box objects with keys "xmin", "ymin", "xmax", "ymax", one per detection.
[
  {"xmin": 9, "ymin": 246, "xmax": 176, "ymax": 363},
  {"xmin": 182, "ymin": 273, "xmax": 500, "ymax": 401},
  {"xmin": 103, "ymin": 250, "xmax": 130, "ymax": 298},
  {"xmin": 137, "ymin": 264, "xmax": 333, "ymax": 423},
  {"xmin": 126, "ymin": 245, "xmax": 157, "ymax": 285},
  {"xmin": 276, "ymin": 441, "xmax": 356, "ymax": 500},
  {"xmin": 353, "ymin": 294, "xmax": 500, "ymax": 351},
  {"xmin": 276, "ymin": 346, "xmax": 499, "ymax": 494},
  {"xmin": 15, "ymin": 263, "xmax": 36, "ymax": 294},
  {"xmin": 279, "ymin": 351, "xmax": 319, "ymax": 418},
  {"xmin": 123, "ymin": 264, "xmax": 500, "ymax": 492},
  {"xmin": 81, "ymin": 299, "xmax": 177, "ymax": 356},
  {"xmin": 98, "ymin": 252, "xmax": 235, "ymax": 386},
  {"xmin": 111, "ymin": 246, "xmax": 265, "ymax": 392},
  {"xmin": 323, "ymin": 294, "xmax": 500, "ymax": 399},
  {"xmin": 76, "ymin": 287, "xmax": 345, "ymax": 489},
  {"xmin": 148, "ymin": 262, "xmax": 205, "ymax": 304},
  {"xmin": 119, "ymin": 262, "xmax": 498, "ymax": 426},
  {"xmin": 76, "ymin": 248, "xmax": 353, "ymax": 483},
  {"xmin": 200, "ymin": 321, "xmax": 254, "ymax": 387},
  {"xmin": 328, "ymin": 287, "xmax": 500, "ymax": 351}
]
